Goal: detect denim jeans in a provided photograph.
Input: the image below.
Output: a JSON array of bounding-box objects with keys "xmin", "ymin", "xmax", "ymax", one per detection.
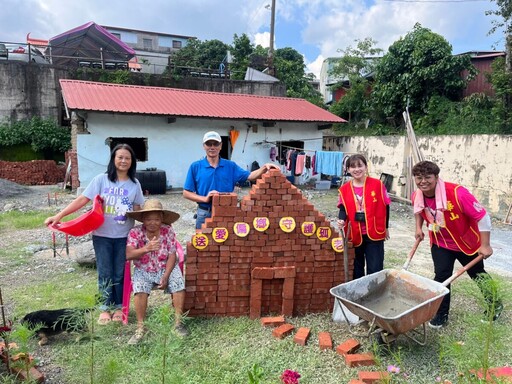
[
  {"xmin": 196, "ymin": 207, "xmax": 212, "ymax": 229},
  {"xmin": 353, "ymin": 235, "xmax": 384, "ymax": 279},
  {"xmin": 92, "ymin": 235, "xmax": 127, "ymax": 311}
]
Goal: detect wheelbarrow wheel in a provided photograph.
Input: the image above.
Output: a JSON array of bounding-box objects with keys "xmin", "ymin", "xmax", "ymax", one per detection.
[
  {"xmin": 369, "ymin": 332, "xmax": 384, "ymax": 346},
  {"xmin": 370, "ymin": 330, "xmax": 396, "ymax": 347}
]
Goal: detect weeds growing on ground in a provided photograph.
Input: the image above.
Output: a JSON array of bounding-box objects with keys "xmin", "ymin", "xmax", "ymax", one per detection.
[
  {"xmin": 0, "ymin": 211, "xmax": 53, "ymax": 231},
  {"xmin": 1, "ymin": 190, "xmax": 511, "ymax": 383}
]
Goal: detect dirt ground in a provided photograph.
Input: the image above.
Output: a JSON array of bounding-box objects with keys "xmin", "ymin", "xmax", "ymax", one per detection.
[
  {"xmin": 1, "ymin": 178, "xmax": 511, "ymax": 279},
  {"xmin": 1, "ymin": 178, "xmax": 511, "ymax": 383}
]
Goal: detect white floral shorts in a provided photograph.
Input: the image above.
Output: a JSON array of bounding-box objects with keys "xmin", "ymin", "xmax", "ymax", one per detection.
[{"xmin": 132, "ymin": 264, "xmax": 185, "ymax": 295}]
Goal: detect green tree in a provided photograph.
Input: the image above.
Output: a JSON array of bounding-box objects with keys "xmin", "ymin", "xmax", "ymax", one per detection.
[
  {"xmin": 371, "ymin": 23, "xmax": 476, "ymax": 120},
  {"xmin": 171, "ymin": 38, "xmax": 202, "ymax": 68},
  {"xmin": 274, "ymin": 47, "xmax": 323, "ymax": 105},
  {"xmin": 488, "ymin": 57, "xmax": 512, "ymax": 132},
  {"xmin": 487, "ymin": 0, "xmax": 512, "ymax": 129},
  {"xmin": 329, "ymin": 38, "xmax": 382, "ymax": 122},
  {"xmin": 170, "ymin": 38, "xmax": 229, "ymax": 72},
  {"xmin": 248, "ymin": 45, "xmax": 269, "ymax": 72},
  {"xmin": 197, "ymin": 39, "xmax": 230, "ymax": 70},
  {"xmin": 487, "ymin": 0, "xmax": 512, "ymax": 40},
  {"xmin": 169, "ymin": 37, "xmax": 322, "ymax": 105},
  {"xmin": 230, "ymin": 33, "xmax": 254, "ymax": 80}
]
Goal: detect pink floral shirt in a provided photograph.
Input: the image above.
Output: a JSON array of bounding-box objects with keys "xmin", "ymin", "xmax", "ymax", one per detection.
[{"xmin": 127, "ymin": 224, "xmax": 177, "ymax": 273}]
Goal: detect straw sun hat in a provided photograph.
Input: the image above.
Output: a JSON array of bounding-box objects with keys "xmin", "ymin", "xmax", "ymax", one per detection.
[{"xmin": 126, "ymin": 199, "xmax": 180, "ymax": 225}]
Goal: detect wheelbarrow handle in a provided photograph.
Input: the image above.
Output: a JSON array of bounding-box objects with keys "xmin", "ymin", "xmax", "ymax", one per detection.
[
  {"xmin": 402, "ymin": 238, "xmax": 422, "ymax": 271},
  {"xmin": 442, "ymin": 253, "xmax": 485, "ymax": 286}
]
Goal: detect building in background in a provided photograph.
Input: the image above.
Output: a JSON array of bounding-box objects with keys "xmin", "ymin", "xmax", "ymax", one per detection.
[{"xmin": 102, "ymin": 25, "xmax": 195, "ymax": 74}]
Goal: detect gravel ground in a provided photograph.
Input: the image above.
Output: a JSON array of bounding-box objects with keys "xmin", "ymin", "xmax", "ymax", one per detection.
[{"xmin": 1, "ymin": 178, "xmax": 511, "ymax": 383}]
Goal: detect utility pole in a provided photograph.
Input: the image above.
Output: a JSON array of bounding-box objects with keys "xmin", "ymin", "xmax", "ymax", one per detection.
[{"xmin": 267, "ymin": 0, "xmax": 276, "ymax": 77}]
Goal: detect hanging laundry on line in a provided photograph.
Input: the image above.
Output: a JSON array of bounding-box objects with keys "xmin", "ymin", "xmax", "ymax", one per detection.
[{"xmin": 314, "ymin": 151, "xmax": 344, "ymax": 176}]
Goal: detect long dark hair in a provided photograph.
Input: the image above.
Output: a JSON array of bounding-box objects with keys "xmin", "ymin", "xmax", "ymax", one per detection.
[{"xmin": 106, "ymin": 144, "xmax": 137, "ymax": 182}]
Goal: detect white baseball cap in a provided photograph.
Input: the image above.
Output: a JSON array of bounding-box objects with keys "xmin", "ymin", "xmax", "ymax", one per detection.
[{"xmin": 203, "ymin": 131, "xmax": 222, "ymax": 143}]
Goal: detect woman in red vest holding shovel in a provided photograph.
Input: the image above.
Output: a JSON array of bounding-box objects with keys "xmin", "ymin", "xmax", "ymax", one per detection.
[{"xmin": 337, "ymin": 154, "xmax": 391, "ymax": 279}]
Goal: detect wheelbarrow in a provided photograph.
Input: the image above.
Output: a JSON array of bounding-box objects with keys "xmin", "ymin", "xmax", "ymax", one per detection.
[{"xmin": 330, "ymin": 241, "xmax": 485, "ymax": 345}]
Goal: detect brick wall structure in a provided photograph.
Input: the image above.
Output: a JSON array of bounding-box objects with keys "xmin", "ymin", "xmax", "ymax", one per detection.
[
  {"xmin": 184, "ymin": 169, "xmax": 355, "ymax": 318},
  {"xmin": 0, "ymin": 160, "xmax": 65, "ymax": 185}
]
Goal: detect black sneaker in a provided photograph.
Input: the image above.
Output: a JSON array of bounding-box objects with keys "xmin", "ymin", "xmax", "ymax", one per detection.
[
  {"xmin": 482, "ymin": 303, "xmax": 503, "ymax": 323},
  {"xmin": 428, "ymin": 314, "xmax": 448, "ymax": 329}
]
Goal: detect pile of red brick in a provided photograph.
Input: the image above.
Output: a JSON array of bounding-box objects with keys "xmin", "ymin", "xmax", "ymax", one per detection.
[
  {"xmin": 184, "ymin": 170, "xmax": 354, "ymax": 317},
  {"xmin": 263, "ymin": 315, "xmax": 389, "ymax": 384},
  {"xmin": 0, "ymin": 160, "xmax": 65, "ymax": 185}
]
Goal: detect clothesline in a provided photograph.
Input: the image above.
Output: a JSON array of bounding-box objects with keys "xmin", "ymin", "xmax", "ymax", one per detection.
[{"xmin": 259, "ymin": 140, "xmax": 357, "ymax": 156}]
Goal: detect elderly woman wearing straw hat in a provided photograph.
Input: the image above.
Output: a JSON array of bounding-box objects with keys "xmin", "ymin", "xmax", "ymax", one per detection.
[{"xmin": 125, "ymin": 199, "xmax": 187, "ymax": 344}]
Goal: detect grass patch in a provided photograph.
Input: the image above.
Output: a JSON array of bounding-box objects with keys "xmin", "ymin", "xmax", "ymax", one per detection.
[
  {"xmin": 0, "ymin": 209, "xmax": 80, "ymax": 231},
  {"xmin": 9, "ymin": 270, "xmax": 98, "ymax": 317},
  {"xmin": 2, "ymin": 191, "xmax": 511, "ymax": 383},
  {"xmin": 0, "ymin": 210, "xmax": 51, "ymax": 231},
  {"xmin": 0, "ymin": 244, "xmax": 36, "ymax": 272},
  {"xmin": 3, "ymin": 270, "xmax": 510, "ymax": 383}
]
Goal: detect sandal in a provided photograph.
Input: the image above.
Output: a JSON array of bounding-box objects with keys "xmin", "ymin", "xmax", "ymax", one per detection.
[
  {"xmin": 111, "ymin": 310, "xmax": 124, "ymax": 322},
  {"xmin": 97, "ymin": 312, "xmax": 111, "ymax": 325}
]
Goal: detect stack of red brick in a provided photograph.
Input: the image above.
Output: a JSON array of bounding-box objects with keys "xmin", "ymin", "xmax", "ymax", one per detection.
[
  {"xmin": 185, "ymin": 170, "xmax": 354, "ymax": 317},
  {"xmin": 0, "ymin": 160, "xmax": 65, "ymax": 185}
]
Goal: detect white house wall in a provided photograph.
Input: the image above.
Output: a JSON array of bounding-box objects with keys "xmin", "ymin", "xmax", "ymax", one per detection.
[{"xmin": 77, "ymin": 113, "xmax": 324, "ymax": 190}]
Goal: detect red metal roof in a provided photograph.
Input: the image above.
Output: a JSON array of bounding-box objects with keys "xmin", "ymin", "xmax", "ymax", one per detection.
[{"xmin": 60, "ymin": 80, "xmax": 345, "ymax": 123}]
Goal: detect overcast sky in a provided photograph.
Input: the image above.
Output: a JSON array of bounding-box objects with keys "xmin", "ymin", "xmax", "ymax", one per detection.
[{"xmin": 0, "ymin": 0, "xmax": 504, "ymax": 78}]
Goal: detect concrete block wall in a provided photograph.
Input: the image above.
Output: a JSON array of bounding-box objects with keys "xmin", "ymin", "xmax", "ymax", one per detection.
[{"xmin": 184, "ymin": 169, "xmax": 354, "ymax": 317}]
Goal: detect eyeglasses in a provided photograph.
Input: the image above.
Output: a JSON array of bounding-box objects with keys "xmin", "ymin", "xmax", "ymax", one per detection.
[
  {"xmin": 414, "ymin": 175, "xmax": 435, "ymax": 182},
  {"xmin": 204, "ymin": 141, "xmax": 221, "ymax": 147}
]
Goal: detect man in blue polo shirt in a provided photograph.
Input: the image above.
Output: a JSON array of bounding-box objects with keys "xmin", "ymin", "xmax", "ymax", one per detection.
[{"xmin": 183, "ymin": 131, "xmax": 279, "ymax": 229}]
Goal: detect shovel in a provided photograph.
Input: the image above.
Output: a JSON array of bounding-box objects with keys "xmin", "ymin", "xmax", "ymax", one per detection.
[
  {"xmin": 402, "ymin": 237, "xmax": 422, "ymax": 271},
  {"xmin": 401, "ymin": 237, "xmax": 485, "ymax": 284}
]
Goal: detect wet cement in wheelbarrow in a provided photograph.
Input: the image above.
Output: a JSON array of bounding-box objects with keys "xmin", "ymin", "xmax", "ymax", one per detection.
[{"xmin": 357, "ymin": 289, "xmax": 423, "ymax": 318}]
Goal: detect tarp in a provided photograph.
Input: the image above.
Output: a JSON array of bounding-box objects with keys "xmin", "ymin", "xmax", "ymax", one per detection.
[{"xmin": 46, "ymin": 21, "xmax": 135, "ymax": 67}]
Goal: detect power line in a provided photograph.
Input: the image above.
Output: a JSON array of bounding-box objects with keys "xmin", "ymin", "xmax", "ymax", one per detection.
[{"xmin": 383, "ymin": 0, "xmax": 487, "ymax": 2}]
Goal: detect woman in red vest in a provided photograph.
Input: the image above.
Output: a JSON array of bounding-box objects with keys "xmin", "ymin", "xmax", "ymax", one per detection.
[
  {"xmin": 337, "ymin": 154, "xmax": 391, "ymax": 279},
  {"xmin": 412, "ymin": 160, "xmax": 502, "ymax": 328}
]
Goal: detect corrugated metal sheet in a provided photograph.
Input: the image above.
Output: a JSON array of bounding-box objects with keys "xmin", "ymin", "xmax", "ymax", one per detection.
[
  {"xmin": 462, "ymin": 53, "xmax": 505, "ymax": 98},
  {"xmin": 60, "ymin": 80, "xmax": 345, "ymax": 123}
]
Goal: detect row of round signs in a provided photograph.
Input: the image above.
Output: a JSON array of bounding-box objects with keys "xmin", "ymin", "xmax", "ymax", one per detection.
[{"xmin": 192, "ymin": 216, "xmax": 346, "ymax": 252}]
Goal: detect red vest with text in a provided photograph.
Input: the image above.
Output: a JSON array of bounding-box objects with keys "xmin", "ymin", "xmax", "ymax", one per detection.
[
  {"xmin": 414, "ymin": 182, "xmax": 481, "ymax": 255},
  {"xmin": 338, "ymin": 177, "xmax": 387, "ymax": 247}
]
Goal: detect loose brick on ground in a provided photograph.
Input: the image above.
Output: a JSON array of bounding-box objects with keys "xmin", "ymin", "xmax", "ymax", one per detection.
[
  {"xmin": 10, "ymin": 366, "xmax": 45, "ymax": 383},
  {"xmin": 358, "ymin": 370, "xmax": 390, "ymax": 383},
  {"xmin": 344, "ymin": 353, "xmax": 376, "ymax": 368},
  {"xmin": 272, "ymin": 323, "xmax": 295, "ymax": 339},
  {"xmin": 469, "ymin": 366, "xmax": 512, "ymax": 382},
  {"xmin": 293, "ymin": 327, "xmax": 310, "ymax": 346},
  {"xmin": 260, "ymin": 316, "xmax": 285, "ymax": 327},
  {"xmin": 336, "ymin": 338, "xmax": 360, "ymax": 356},
  {"xmin": 318, "ymin": 331, "xmax": 333, "ymax": 350}
]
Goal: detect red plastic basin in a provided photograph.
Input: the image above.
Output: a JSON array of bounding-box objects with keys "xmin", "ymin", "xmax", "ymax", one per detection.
[{"xmin": 49, "ymin": 195, "xmax": 104, "ymax": 236}]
